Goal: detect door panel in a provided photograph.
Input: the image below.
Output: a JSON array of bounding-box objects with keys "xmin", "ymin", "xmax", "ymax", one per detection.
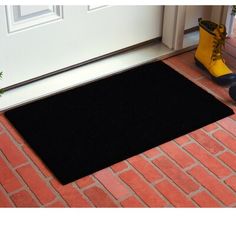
[
  {"xmin": 0, "ymin": 5, "xmax": 163, "ymax": 89},
  {"xmin": 5, "ymin": 5, "xmax": 63, "ymax": 33}
]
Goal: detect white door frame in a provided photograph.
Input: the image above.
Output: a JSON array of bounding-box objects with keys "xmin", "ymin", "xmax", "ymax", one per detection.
[
  {"xmin": 162, "ymin": 6, "xmax": 233, "ymax": 50},
  {"xmin": 207, "ymin": 5, "xmax": 234, "ymax": 36},
  {"xmin": 221, "ymin": 6, "xmax": 235, "ymax": 36},
  {"xmin": 162, "ymin": 6, "xmax": 187, "ymax": 50}
]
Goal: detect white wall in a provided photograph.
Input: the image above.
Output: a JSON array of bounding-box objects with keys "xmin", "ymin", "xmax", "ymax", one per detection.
[{"xmin": 184, "ymin": 6, "xmax": 212, "ymax": 30}]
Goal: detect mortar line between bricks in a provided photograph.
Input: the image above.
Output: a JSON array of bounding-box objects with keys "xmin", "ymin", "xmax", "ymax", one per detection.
[
  {"xmin": 116, "ymin": 183, "xmax": 148, "ymax": 207},
  {"xmin": 116, "ymin": 192, "xmax": 134, "ymax": 203},
  {"xmin": 45, "ymin": 181, "xmax": 72, "ymax": 208},
  {"xmin": 110, "ymin": 160, "xmax": 131, "ymax": 175},
  {"xmin": 0, "ymin": 144, "xmax": 29, "ymax": 169},
  {"xmin": 142, "ymin": 147, "xmax": 165, "ymax": 158},
  {"xmin": 215, "ymin": 123, "xmax": 236, "ymax": 139},
  {"xmin": 188, "ymin": 166, "xmax": 236, "ymax": 206},
  {"xmin": 142, "ymin": 147, "xmax": 164, "ymax": 160},
  {"xmin": 111, "ymin": 165, "xmax": 129, "ymax": 175},
  {"xmin": 112, "ymin": 163, "xmax": 150, "ymax": 207},
  {"xmin": 204, "ymin": 127, "xmax": 223, "ymax": 136},
  {"xmin": 225, "ymin": 183, "xmax": 236, "ymax": 194},
  {"xmin": 202, "ymin": 125, "xmax": 221, "ymax": 134},
  {"xmin": 155, "ymin": 172, "xmax": 199, "ymax": 207},
  {"xmin": 0, "ymin": 127, "xmax": 24, "ymax": 150},
  {"xmin": 196, "ymin": 158, "xmax": 236, "ymax": 190},
  {"xmin": 189, "ymin": 186, "xmax": 225, "ymax": 207},
  {"xmin": 152, "ymin": 152, "xmax": 201, "ymax": 194},
  {"xmin": 182, "ymin": 140, "xmax": 234, "ymax": 175},
  {"xmin": 151, "ymin": 177, "xmax": 166, "ymax": 187},
  {"xmin": 139, "ymin": 152, "xmax": 168, "ymax": 175},
  {"xmin": 174, "ymin": 138, "xmax": 193, "ymax": 147},
  {"xmin": 43, "ymin": 198, "xmax": 64, "ymax": 208},
  {"xmin": 10, "ymin": 185, "xmax": 43, "ymax": 207},
  {"xmin": 14, "ymin": 162, "xmax": 65, "ymax": 206},
  {"xmin": 183, "ymin": 163, "xmax": 198, "ymax": 172},
  {"xmin": 0, "ymin": 123, "xmax": 53, "ymax": 181},
  {"xmin": 214, "ymin": 149, "xmax": 228, "ymax": 158},
  {"xmin": 150, "ymin": 175, "xmax": 196, "ymax": 207},
  {"xmin": 0, "ymin": 150, "xmax": 41, "ymax": 207},
  {"xmin": 189, "ymin": 129, "xmax": 226, "ymax": 156},
  {"xmin": 154, "ymin": 165, "xmax": 213, "ymax": 205},
  {"xmin": 181, "ymin": 140, "xmax": 195, "ymax": 148},
  {"xmin": 182, "ymin": 135, "xmax": 235, "ymax": 179},
  {"xmin": 0, "ymin": 184, "xmax": 15, "ymax": 207},
  {"xmin": 182, "ymin": 143, "xmax": 234, "ymax": 181},
  {"xmin": 17, "ymin": 145, "xmax": 51, "ymax": 178},
  {"xmin": 188, "ymin": 185, "xmax": 202, "ymax": 194},
  {"xmin": 187, "ymin": 186, "xmax": 206, "ymax": 198},
  {"xmin": 162, "ymin": 140, "xmax": 198, "ymax": 168},
  {"xmin": 89, "ymin": 174, "xmax": 122, "ymax": 207},
  {"xmin": 16, "ymin": 147, "xmax": 73, "ymax": 207},
  {"xmin": 12, "ymin": 161, "xmax": 30, "ymax": 170},
  {"xmin": 76, "ymin": 174, "xmax": 97, "ymax": 189},
  {"xmin": 0, "ymin": 130, "xmax": 53, "ymax": 184},
  {"xmin": 215, "ymin": 149, "xmax": 236, "ymax": 173},
  {"xmin": 221, "ymin": 173, "xmax": 236, "ymax": 182},
  {"xmin": 0, "ymin": 120, "xmax": 25, "ymax": 146},
  {"xmin": 70, "ymin": 182, "xmax": 94, "ymax": 207},
  {"xmin": 49, "ymin": 180, "xmax": 85, "ymax": 207},
  {"xmin": 12, "ymin": 180, "xmax": 44, "ymax": 207},
  {"xmin": 76, "ymin": 179, "xmax": 97, "ymax": 192},
  {"xmin": 206, "ymin": 127, "xmax": 222, "ymax": 134},
  {"xmin": 40, "ymin": 182, "xmax": 78, "ymax": 208},
  {"xmin": 202, "ymin": 126, "xmax": 236, "ymax": 148},
  {"xmin": 4, "ymin": 144, "xmax": 69, "ymax": 208},
  {"xmin": 142, "ymin": 153, "xmax": 159, "ymax": 162},
  {"xmin": 214, "ymin": 127, "xmax": 236, "ymax": 144},
  {"xmin": 94, "ymin": 171, "xmax": 127, "ymax": 207},
  {"xmin": 7, "ymin": 186, "xmax": 26, "ymax": 197},
  {"xmin": 123, "ymin": 161, "xmax": 172, "ymax": 207}
]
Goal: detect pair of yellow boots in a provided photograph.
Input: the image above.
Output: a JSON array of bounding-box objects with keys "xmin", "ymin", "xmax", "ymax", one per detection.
[{"xmin": 195, "ymin": 18, "xmax": 236, "ymax": 101}]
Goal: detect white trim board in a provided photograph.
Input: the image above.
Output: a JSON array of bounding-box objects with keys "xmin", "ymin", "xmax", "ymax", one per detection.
[{"xmin": 0, "ymin": 38, "xmax": 197, "ymax": 112}]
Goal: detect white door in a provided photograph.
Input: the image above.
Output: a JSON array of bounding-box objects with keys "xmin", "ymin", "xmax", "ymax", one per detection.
[{"xmin": 0, "ymin": 5, "xmax": 163, "ymax": 89}]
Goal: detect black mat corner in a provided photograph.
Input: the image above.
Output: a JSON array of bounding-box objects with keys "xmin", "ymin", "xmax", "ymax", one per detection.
[{"xmin": 5, "ymin": 61, "xmax": 234, "ymax": 184}]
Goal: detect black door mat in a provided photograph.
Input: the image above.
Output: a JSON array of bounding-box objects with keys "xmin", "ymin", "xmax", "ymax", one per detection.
[{"xmin": 5, "ymin": 61, "xmax": 234, "ymax": 184}]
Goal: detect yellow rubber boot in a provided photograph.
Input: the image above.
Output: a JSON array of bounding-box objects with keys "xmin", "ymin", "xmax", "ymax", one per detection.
[{"xmin": 194, "ymin": 18, "xmax": 236, "ymax": 86}]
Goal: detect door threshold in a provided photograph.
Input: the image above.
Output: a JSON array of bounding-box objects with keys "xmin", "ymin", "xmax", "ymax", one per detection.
[{"xmin": 0, "ymin": 40, "xmax": 197, "ymax": 112}]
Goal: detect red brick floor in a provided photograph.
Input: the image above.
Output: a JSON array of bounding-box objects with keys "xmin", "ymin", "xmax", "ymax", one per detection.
[{"xmin": 1, "ymin": 40, "xmax": 236, "ymax": 208}]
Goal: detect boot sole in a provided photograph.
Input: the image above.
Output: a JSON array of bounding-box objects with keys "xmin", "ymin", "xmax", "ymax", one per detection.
[
  {"xmin": 229, "ymin": 83, "xmax": 236, "ymax": 102},
  {"xmin": 194, "ymin": 57, "xmax": 234, "ymax": 86}
]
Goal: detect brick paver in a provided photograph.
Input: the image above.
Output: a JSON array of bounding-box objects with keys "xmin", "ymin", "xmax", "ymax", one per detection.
[
  {"xmin": 192, "ymin": 191, "xmax": 221, "ymax": 207},
  {"xmin": 188, "ymin": 166, "xmax": 236, "ymax": 206},
  {"xmin": 184, "ymin": 143, "xmax": 232, "ymax": 178},
  {"xmin": 11, "ymin": 190, "xmax": 39, "ymax": 207},
  {"xmin": 128, "ymin": 155, "xmax": 163, "ymax": 183},
  {"xmin": 153, "ymin": 156, "xmax": 200, "ymax": 194}
]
